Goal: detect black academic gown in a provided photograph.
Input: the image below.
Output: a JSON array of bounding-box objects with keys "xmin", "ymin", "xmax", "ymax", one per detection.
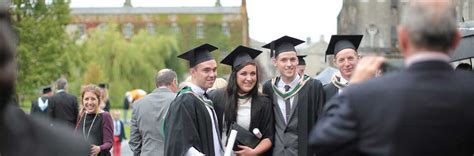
[
  {"xmin": 208, "ymin": 88, "xmax": 274, "ymax": 155},
  {"xmin": 30, "ymin": 96, "xmax": 52, "ymax": 117},
  {"xmin": 262, "ymin": 76, "xmax": 325, "ymax": 156},
  {"xmin": 164, "ymin": 91, "xmax": 218, "ymax": 156},
  {"xmin": 323, "ymin": 83, "xmax": 339, "ymax": 102},
  {"xmin": 104, "ymin": 99, "xmax": 110, "ymax": 112}
]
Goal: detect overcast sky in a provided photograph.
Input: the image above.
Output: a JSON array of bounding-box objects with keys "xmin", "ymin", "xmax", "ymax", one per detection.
[{"xmin": 70, "ymin": 0, "xmax": 342, "ymax": 43}]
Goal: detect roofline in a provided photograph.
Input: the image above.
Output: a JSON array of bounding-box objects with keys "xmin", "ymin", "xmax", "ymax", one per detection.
[{"xmin": 70, "ymin": 7, "xmax": 241, "ymax": 15}]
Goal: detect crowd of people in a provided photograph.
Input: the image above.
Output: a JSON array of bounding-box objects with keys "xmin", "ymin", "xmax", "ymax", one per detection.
[{"xmin": 1, "ymin": 0, "xmax": 474, "ymax": 156}]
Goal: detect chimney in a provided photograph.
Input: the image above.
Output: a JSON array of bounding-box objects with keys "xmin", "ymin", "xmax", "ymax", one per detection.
[
  {"xmin": 215, "ymin": 0, "xmax": 222, "ymax": 7},
  {"xmin": 123, "ymin": 0, "xmax": 132, "ymax": 7}
]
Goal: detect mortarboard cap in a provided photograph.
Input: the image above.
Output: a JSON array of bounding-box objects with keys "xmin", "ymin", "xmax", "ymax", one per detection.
[
  {"xmin": 178, "ymin": 43, "xmax": 218, "ymax": 67},
  {"xmin": 325, "ymin": 35, "xmax": 363, "ymax": 62},
  {"xmin": 221, "ymin": 45, "xmax": 262, "ymax": 69},
  {"xmin": 98, "ymin": 83, "xmax": 108, "ymax": 89},
  {"xmin": 297, "ymin": 55, "xmax": 307, "ymax": 65},
  {"xmin": 42, "ymin": 86, "xmax": 52, "ymax": 94},
  {"xmin": 262, "ymin": 36, "xmax": 305, "ymax": 58}
]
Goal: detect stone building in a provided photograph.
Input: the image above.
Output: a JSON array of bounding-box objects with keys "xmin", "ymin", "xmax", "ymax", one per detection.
[{"xmin": 338, "ymin": 0, "xmax": 474, "ymax": 58}]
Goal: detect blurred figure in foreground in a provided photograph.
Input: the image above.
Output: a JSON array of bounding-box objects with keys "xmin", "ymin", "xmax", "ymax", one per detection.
[
  {"xmin": 310, "ymin": 0, "xmax": 474, "ymax": 156},
  {"xmin": 0, "ymin": 6, "xmax": 89, "ymax": 156}
]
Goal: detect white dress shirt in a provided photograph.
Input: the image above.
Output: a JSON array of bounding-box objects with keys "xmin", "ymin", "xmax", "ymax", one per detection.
[
  {"xmin": 186, "ymin": 84, "xmax": 222, "ymax": 156},
  {"xmin": 276, "ymin": 74, "xmax": 301, "ymax": 123}
]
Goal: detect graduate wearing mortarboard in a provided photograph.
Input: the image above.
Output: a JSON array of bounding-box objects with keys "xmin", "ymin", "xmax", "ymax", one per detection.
[
  {"xmin": 261, "ymin": 36, "xmax": 325, "ymax": 156},
  {"xmin": 98, "ymin": 83, "xmax": 111, "ymax": 112},
  {"xmin": 208, "ymin": 45, "xmax": 274, "ymax": 155},
  {"xmin": 296, "ymin": 55, "xmax": 307, "ymax": 76},
  {"xmin": 323, "ymin": 35, "xmax": 363, "ymax": 102},
  {"xmin": 30, "ymin": 86, "xmax": 54, "ymax": 117},
  {"xmin": 163, "ymin": 43, "xmax": 224, "ymax": 156}
]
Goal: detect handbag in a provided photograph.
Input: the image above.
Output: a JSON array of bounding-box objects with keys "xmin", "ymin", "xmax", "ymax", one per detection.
[{"xmin": 229, "ymin": 123, "xmax": 260, "ymax": 150}]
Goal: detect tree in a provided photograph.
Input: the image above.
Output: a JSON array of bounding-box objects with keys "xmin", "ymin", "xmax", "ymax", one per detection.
[
  {"xmin": 76, "ymin": 24, "xmax": 183, "ymax": 108},
  {"xmin": 11, "ymin": 0, "xmax": 76, "ymax": 105}
]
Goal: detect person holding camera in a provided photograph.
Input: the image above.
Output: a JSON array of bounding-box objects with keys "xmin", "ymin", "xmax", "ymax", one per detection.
[{"xmin": 310, "ymin": 0, "xmax": 474, "ymax": 155}]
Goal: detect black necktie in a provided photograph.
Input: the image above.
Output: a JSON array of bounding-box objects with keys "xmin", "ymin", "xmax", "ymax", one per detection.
[
  {"xmin": 203, "ymin": 92, "xmax": 209, "ymax": 99},
  {"xmin": 284, "ymin": 85, "xmax": 291, "ymax": 123}
]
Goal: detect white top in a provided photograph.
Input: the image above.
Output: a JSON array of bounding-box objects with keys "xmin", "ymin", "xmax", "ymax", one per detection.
[
  {"xmin": 338, "ymin": 76, "xmax": 349, "ymax": 94},
  {"xmin": 185, "ymin": 83, "xmax": 222, "ymax": 156},
  {"xmin": 237, "ymin": 97, "xmax": 252, "ymax": 130},
  {"xmin": 276, "ymin": 74, "xmax": 301, "ymax": 123}
]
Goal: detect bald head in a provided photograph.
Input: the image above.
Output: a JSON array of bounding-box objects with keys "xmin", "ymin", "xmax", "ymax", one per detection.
[
  {"xmin": 155, "ymin": 69, "xmax": 177, "ymax": 87},
  {"xmin": 399, "ymin": 0, "xmax": 459, "ymax": 54}
]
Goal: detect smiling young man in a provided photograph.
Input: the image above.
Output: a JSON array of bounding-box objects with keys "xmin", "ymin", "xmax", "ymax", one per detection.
[
  {"xmin": 164, "ymin": 43, "xmax": 223, "ymax": 156},
  {"xmin": 323, "ymin": 35, "xmax": 363, "ymax": 101},
  {"xmin": 261, "ymin": 36, "xmax": 325, "ymax": 156}
]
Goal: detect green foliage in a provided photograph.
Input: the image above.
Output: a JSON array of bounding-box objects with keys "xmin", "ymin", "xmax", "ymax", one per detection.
[
  {"xmin": 76, "ymin": 24, "xmax": 183, "ymax": 108},
  {"xmin": 11, "ymin": 0, "xmax": 73, "ymax": 105},
  {"xmin": 12, "ymin": 3, "xmax": 243, "ymax": 109}
]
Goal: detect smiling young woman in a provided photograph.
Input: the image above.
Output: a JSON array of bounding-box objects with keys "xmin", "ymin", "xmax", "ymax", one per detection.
[
  {"xmin": 75, "ymin": 84, "xmax": 114, "ymax": 156},
  {"xmin": 209, "ymin": 45, "xmax": 274, "ymax": 155}
]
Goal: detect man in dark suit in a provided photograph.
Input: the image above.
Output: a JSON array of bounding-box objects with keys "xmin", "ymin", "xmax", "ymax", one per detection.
[
  {"xmin": 0, "ymin": 6, "xmax": 89, "ymax": 155},
  {"xmin": 50, "ymin": 78, "xmax": 79, "ymax": 128},
  {"xmin": 310, "ymin": 0, "xmax": 474, "ymax": 156}
]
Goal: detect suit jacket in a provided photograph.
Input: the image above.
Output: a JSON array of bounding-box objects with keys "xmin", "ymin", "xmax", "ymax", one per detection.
[
  {"xmin": 263, "ymin": 76, "xmax": 326, "ymax": 156},
  {"xmin": 129, "ymin": 87, "xmax": 176, "ymax": 156},
  {"xmin": 310, "ymin": 60, "xmax": 474, "ymax": 156},
  {"xmin": 323, "ymin": 83, "xmax": 339, "ymax": 102},
  {"xmin": 50, "ymin": 91, "xmax": 79, "ymax": 128},
  {"xmin": 0, "ymin": 102, "xmax": 89, "ymax": 156}
]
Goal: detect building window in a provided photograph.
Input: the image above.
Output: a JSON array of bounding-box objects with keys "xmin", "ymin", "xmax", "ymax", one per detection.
[
  {"xmin": 77, "ymin": 24, "xmax": 86, "ymax": 37},
  {"xmin": 391, "ymin": 26, "xmax": 397, "ymax": 48},
  {"xmin": 123, "ymin": 23, "xmax": 134, "ymax": 38},
  {"xmin": 98, "ymin": 23, "xmax": 107, "ymax": 31},
  {"xmin": 171, "ymin": 22, "xmax": 180, "ymax": 33},
  {"xmin": 221, "ymin": 22, "xmax": 230, "ymax": 37},
  {"xmin": 196, "ymin": 22, "xmax": 204, "ymax": 39},
  {"xmin": 147, "ymin": 23, "xmax": 155, "ymax": 35}
]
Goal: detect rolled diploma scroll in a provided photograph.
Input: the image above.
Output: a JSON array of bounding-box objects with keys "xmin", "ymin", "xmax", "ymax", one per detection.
[
  {"xmin": 253, "ymin": 128, "xmax": 262, "ymax": 139},
  {"xmin": 224, "ymin": 130, "xmax": 238, "ymax": 156}
]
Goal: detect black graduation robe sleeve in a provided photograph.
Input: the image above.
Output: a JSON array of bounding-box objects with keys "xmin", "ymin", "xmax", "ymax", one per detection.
[
  {"xmin": 309, "ymin": 92, "xmax": 358, "ymax": 155},
  {"xmin": 313, "ymin": 79, "xmax": 326, "ymax": 120},
  {"xmin": 208, "ymin": 88, "xmax": 226, "ymax": 134},
  {"xmin": 164, "ymin": 93, "xmax": 215, "ymax": 156},
  {"xmin": 255, "ymin": 96, "xmax": 274, "ymax": 142},
  {"xmin": 323, "ymin": 83, "xmax": 339, "ymax": 103}
]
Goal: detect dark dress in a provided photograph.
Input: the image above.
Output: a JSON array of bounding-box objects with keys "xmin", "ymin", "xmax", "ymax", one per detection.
[
  {"xmin": 208, "ymin": 88, "xmax": 274, "ymax": 155},
  {"xmin": 77, "ymin": 112, "xmax": 114, "ymax": 156}
]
